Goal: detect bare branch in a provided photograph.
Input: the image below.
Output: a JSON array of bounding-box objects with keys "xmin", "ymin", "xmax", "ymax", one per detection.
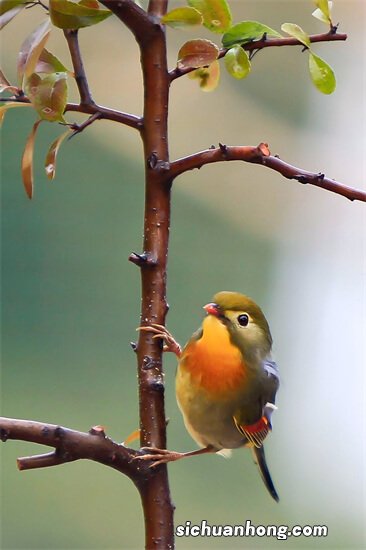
[
  {"xmin": 63, "ymin": 29, "xmax": 94, "ymax": 106},
  {"xmin": 69, "ymin": 111, "xmax": 103, "ymax": 138},
  {"xmin": 17, "ymin": 450, "xmax": 75, "ymax": 471},
  {"xmin": 0, "ymin": 96, "xmax": 142, "ymax": 130},
  {"xmin": 0, "ymin": 417, "xmax": 142, "ymax": 479},
  {"xmin": 169, "ymin": 31, "xmax": 347, "ymax": 81},
  {"xmin": 169, "ymin": 143, "xmax": 366, "ymax": 203}
]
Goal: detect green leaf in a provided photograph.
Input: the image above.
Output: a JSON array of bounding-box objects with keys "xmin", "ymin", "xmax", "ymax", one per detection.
[
  {"xmin": 45, "ymin": 129, "xmax": 71, "ymax": 180},
  {"xmin": 0, "ymin": 0, "xmax": 25, "ymax": 16},
  {"xmin": 224, "ymin": 45, "xmax": 251, "ymax": 79},
  {"xmin": 222, "ymin": 21, "xmax": 282, "ymax": 48},
  {"xmin": 161, "ymin": 7, "xmax": 202, "ymax": 28},
  {"xmin": 308, "ymin": 52, "xmax": 336, "ymax": 94},
  {"xmin": 49, "ymin": 0, "xmax": 112, "ymax": 29},
  {"xmin": 188, "ymin": 0, "xmax": 232, "ymax": 33},
  {"xmin": 188, "ymin": 60, "xmax": 220, "ymax": 92},
  {"xmin": 315, "ymin": 0, "xmax": 331, "ymax": 20},
  {"xmin": 35, "ymin": 49, "xmax": 70, "ymax": 74},
  {"xmin": 177, "ymin": 39, "xmax": 219, "ymax": 70},
  {"xmin": 21, "ymin": 119, "xmax": 43, "ymax": 199},
  {"xmin": 17, "ymin": 19, "xmax": 51, "ymax": 86},
  {"xmin": 0, "ymin": 101, "xmax": 32, "ymax": 126},
  {"xmin": 312, "ymin": 1, "xmax": 333, "ymax": 24},
  {"xmin": 281, "ymin": 23, "xmax": 310, "ymax": 48},
  {"xmin": 25, "ymin": 72, "xmax": 68, "ymax": 122},
  {"xmin": 0, "ymin": 2, "xmax": 23, "ymax": 29}
]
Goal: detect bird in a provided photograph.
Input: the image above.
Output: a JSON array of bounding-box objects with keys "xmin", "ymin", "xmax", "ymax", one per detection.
[{"xmin": 136, "ymin": 291, "xmax": 280, "ymax": 502}]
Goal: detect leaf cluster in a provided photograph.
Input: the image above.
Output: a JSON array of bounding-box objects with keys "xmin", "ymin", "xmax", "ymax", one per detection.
[
  {"xmin": 164, "ymin": 0, "xmax": 336, "ymax": 93},
  {"xmin": 0, "ymin": 0, "xmax": 340, "ymax": 197}
]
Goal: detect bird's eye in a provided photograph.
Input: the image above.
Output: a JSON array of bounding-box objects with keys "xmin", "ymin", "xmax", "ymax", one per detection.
[{"xmin": 237, "ymin": 314, "xmax": 249, "ymax": 327}]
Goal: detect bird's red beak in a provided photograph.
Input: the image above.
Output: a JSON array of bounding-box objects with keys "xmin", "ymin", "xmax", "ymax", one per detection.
[{"xmin": 203, "ymin": 302, "xmax": 220, "ymax": 316}]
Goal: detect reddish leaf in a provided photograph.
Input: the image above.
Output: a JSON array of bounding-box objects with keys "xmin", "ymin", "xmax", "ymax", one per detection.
[
  {"xmin": 44, "ymin": 129, "xmax": 71, "ymax": 180},
  {"xmin": 0, "ymin": 68, "xmax": 19, "ymax": 94},
  {"xmin": 177, "ymin": 39, "xmax": 219, "ymax": 70},
  {"xmin": 17, "ymin": 19, "xmax": 51, "ymax": 85},
  {"xmin": 21, "ymin": 119, "xmax": 42, "ymax": 199},
  {"xmin": 0, "ymin": 102, "xmax": 32, "ymax": 126}
]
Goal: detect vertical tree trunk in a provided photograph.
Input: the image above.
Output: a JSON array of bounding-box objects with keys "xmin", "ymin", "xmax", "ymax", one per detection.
[{"xmin": 135, "ymin": 20, "xmax": 175, "ymax": 550}]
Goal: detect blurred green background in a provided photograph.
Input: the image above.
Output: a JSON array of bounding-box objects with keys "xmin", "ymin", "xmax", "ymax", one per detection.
[{"xmin": 1, "ymin": 1, "xmax": 365, "ymax": 549}]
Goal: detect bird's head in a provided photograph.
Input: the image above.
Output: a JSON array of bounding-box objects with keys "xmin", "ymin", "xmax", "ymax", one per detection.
[{"xmin": 203, "ymin": 291, "xmax": 272, "ymax": 362}]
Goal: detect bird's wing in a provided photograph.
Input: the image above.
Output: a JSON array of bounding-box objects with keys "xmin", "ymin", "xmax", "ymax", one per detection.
[
  {"xmin": 233, "ymin": 359, "xmax": 279, "ymax": 447},
  {"xmin": 262, "ymin": 359, "xmax": 279, "ymax": 404},
  {"xmin": 233, "ymin": 414, "xmax": 270, "ymax": 448}
]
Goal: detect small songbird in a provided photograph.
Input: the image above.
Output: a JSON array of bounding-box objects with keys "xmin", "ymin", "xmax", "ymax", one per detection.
[{"xmin": 137, "ymin": 291, "xmax": 280, "ymax": 501}]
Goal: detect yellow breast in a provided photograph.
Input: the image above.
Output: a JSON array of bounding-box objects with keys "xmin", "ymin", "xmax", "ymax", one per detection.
[{"xmin": 178, "ymin": 315, "xmax": 247, "ymax": 397}]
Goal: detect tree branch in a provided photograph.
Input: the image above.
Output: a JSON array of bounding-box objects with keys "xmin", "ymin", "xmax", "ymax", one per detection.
[
  {"xmin": 0, "ymin": 417, "xmax": 144, "ymax": 479},
  {"xmin": 169, "ymin": 31, "xmax": 347, "ymax": 81},
  {"xmin": 148, "ymin": 0, "xmax": 168, "ymax": 17},
  {"xmin": 169, "ymin": 143, "xmax": 366, "ymax": 203},
  {"xmin": 63, "ymin": 29, "xmax": 94, "ymax": 106},
  {"xmin": 100, "ymin": 0, "xmax": 154, "ymax": 45},
  {"xmin": 0, "ymin": 96, "xmax": 142, "ymax": 129}
]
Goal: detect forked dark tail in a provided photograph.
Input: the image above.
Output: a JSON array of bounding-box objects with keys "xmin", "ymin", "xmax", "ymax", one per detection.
[{"xmin": 252, "ymin": 446, "xmax": 279, "ymax": 502}]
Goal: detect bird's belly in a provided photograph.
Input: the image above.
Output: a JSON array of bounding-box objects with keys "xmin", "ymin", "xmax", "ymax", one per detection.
[{"xmin": 176, "ymin": 369, "xmax": 247, "ymax": 450}]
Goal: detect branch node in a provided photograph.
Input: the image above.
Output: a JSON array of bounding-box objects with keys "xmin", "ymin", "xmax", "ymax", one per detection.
[
  {"xmin": 218, "ymin": 142, "xmax": 228, "ymax": 157},
  {"xmin": 142, "ymin": 355, "xmax": 160, "ymax": 370},
  {"xmin": 41, "ymin": 426, "xmax": 50, "ymax": 437},
  {"xmin": 54, "ymin": 426, "xmax": 65, "ymax": 440},
  {"xmin": 130, "ymin": 341, "xmax": 138, "ymax": 353},
  {"xmin": 129, "ymin": 252, "xmax": 157, "ymax": 267},
  {"xmin": 147, "ymin": 152, "xmax": 158, "ymax": 169},
  {"xmin": 0, "ymin": 428, "xmax": 9, "ymax": 442},
  {"xmin": 89, "ymin": 425, "xmax": 107, "ymax": 437},
  {"xmin": 257, "ymin": 142, "xmax": 271, "ymax": 156},
  {"xmin": 69, "ymin": 111, "xmax": 102, "ymax": 139}
]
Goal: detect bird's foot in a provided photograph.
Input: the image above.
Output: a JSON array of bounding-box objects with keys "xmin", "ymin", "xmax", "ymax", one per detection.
[
  {"xmin": 137, "ymin": 324, "xmax": 182, "ymax": 357},
  {"xmin": 133, "ymin": 446, "xmax": 185, "ymax": 468}
]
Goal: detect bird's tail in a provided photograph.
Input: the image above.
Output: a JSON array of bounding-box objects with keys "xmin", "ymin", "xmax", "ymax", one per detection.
[{"xmin": 252, "ymin": 446, "xmax": 279, "ymax": 502}]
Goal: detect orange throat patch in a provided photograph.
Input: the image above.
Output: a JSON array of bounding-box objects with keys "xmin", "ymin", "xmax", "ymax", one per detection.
[{"xmin": 180, "ymin": 315, "xmax": 247, "ymax": 396}]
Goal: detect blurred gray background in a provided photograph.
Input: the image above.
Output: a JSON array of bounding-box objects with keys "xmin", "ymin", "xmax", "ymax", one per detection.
[{"xmin": 1, "ymin": 1, "xmax": 365, "ymax": 549}]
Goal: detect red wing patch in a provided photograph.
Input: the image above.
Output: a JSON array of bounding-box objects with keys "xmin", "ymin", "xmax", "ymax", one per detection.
[{"xmin": 234, "ymin": 415, "xmax": 270, "ymax": 448}]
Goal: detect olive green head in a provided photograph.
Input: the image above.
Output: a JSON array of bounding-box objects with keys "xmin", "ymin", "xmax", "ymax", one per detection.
[{"xmin": 207, "ymin": 291, "xmax": 273, "ymax": 362}]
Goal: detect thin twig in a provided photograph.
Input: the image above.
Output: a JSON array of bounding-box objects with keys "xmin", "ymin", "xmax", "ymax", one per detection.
[
  {"xmin": 63, "ymin": 29, "xmax": 94, "ymax": 106},
  {"xmin": 69, "ymin": 111, "xmax": 102, "ymax": 139},
  {"xmin": 169, "ymin": 143, "xmax": 366, "ymax": 203},
  {"xmin": 169, "ymin": 31, "xmax": 347, "ymax": 81},
  {"xmin": 0, "ymin": 96, "xmax": 142, "ymax": 130}
]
